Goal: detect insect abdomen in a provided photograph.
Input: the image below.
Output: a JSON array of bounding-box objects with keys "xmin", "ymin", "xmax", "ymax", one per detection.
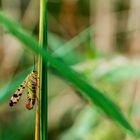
[{"xmin": 26, "ymin": 70, "xmax": 37, "ymax": 110}]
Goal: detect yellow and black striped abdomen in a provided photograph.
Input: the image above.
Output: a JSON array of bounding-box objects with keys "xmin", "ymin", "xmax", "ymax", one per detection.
[
  {"xmin": 27, "ymin": 77, "xmax": 37, "ymax": 98},
  {"xmin": 26, "ymin": 70, "xmax": 37, "ymax": 109}
]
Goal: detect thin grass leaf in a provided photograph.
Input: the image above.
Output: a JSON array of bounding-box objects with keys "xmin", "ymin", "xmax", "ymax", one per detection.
[
  {"xmin": 0, "ymin": 12, "xmax": 137, "ymax": 136},
  {"xmin": 52, "ymin": 26, "xmax": 94, "ymax": 57},
  {"xmin": 0, "ymin": 12, "xmax": 45, "ymax": 58},
  {"xmin": 48, "ymin": 32, "xmax": 83, "ymax": 64},
  {"xmin": 38, "ymin": 0, "xmax": 47, "ymax": 139},
  {"xmin": 47, "ymin": 53, "xmax": 136, "ymax": 135}
]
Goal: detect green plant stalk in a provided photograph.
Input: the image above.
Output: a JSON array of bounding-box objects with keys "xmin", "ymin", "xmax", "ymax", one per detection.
[{"xmin": 39, "ymin": 0, "xmax": 47, "ymax": 140}]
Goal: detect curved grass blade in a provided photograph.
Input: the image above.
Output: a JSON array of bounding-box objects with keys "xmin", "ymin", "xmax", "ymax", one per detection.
[
  {"xmin": 0, "ymin": 12, "xmax": 137, "ymax": 136},
  {"xmin": 47, "ymin": 53, "xmax": 137, "ymax": 135},
  {"xmin": 48, "ymin": 33, "xmax": 83, "ymax": 64},
  {"xmin": 52, "ymin": 26, "xmax": 94, "ymax": 57}
]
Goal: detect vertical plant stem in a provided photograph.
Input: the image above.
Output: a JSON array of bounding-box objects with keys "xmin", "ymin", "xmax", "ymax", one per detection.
[
  {"xmin": 39, "ymin": 0, "xmax": 47, "ymax": 140},
  {"xmin": 35, "ymin": 55, "xmax": 41, "ymax": 140},
  {"xmin": 35, "ymin": 0, "xmax": 47, "ymax": 140},
  {"xmin": 35, "ymin": 73, "xmax": 40, "ymax": 140}
]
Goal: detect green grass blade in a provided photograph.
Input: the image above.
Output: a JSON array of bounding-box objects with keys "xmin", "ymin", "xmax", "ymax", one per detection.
[
  {"xmin": 0, "ymin": 12, "xmax": 44, "ymax": 57},
  {"xmin": 0, "ymin": 12, "xmax": 137, "ymax": 136},
  {"xmin": 39, "ymin": 0, "xmax": 47, "ymax": 139},
  {"xmin": 52, "ymin": 26, "xmax": 94, "ymax": 57},
  {"xmin": 48, "ymin": 32, "xmax": 83, "ymax": 64},
  {"xmin": 47, "ymin": 53, "xmax": 136, "ymax": 135}
]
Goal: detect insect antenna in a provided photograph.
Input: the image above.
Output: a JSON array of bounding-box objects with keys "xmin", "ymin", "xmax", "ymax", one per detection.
[{"xmin": 33, "ymin": 54, "xmax": 36, "ymax": 70}]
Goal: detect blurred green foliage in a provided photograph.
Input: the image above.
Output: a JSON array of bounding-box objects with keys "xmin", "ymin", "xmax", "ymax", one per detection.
[{"xmin": 0, "ymin": 0, "xmax": 140, "ymax": 140}]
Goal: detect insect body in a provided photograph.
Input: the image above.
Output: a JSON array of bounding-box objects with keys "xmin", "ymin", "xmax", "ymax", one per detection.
[{"xmin": 9, "ymin": 70, "xmax": 38, "ymax": 110}]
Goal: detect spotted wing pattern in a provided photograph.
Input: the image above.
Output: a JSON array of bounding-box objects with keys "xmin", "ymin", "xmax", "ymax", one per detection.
[{"xmin": 9, "ymin": 80, "xmax": 27, "ymax": 107}]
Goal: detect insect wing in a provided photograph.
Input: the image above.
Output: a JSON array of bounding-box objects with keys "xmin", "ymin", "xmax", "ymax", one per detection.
[{"xmin": 9, "ymin": 80, "xmax": 27, "ymax": 107}]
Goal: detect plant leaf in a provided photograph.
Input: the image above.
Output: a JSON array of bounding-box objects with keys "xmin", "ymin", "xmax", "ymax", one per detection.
[{"xmin": 0, "ymin": 12, "xmax": 137, "ymax": 136}]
